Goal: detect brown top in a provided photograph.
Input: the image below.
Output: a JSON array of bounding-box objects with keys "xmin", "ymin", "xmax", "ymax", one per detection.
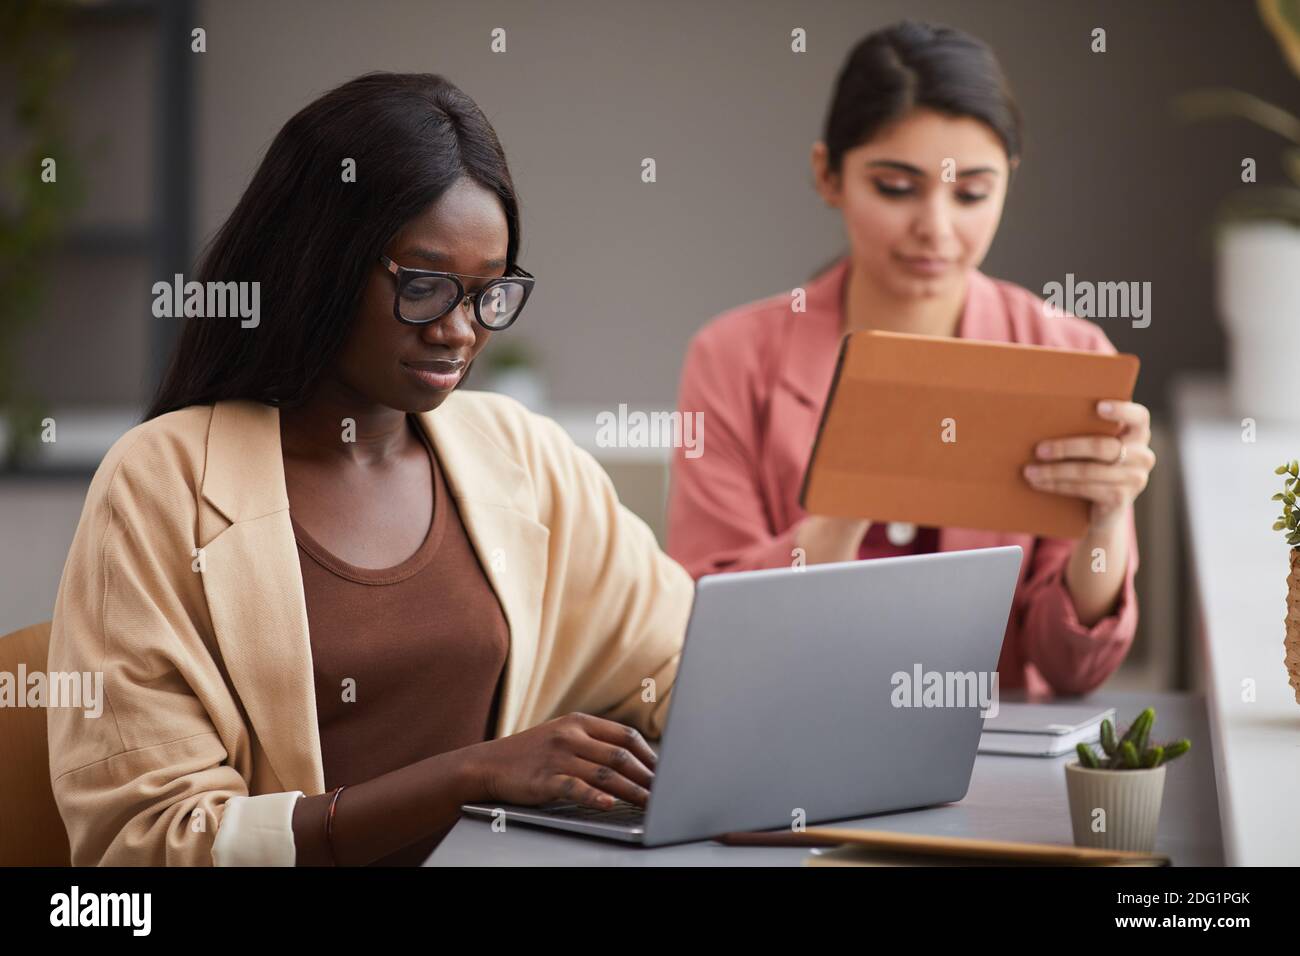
[{"xmin": 290, "ymin": 414, "xmax": 509, "ymax": 866}]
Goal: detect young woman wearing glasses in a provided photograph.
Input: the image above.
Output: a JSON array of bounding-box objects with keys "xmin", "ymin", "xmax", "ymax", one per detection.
[
  {"xmin": 47, "ymin": 73, "xmax": 690, "ymax": 866},
  {"xmin": 666, "ymin": 22, "xmax": 1156, "ymax": 700}
]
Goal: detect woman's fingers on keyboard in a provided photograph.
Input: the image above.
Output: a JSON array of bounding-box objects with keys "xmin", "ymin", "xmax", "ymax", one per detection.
[
  {"xmin": 554, "ymin": 773, "xmax": 619, "ymax": 809},
  {"xmin": 573, "ymin": 714, "xmax": 659, "ymax": 771},
  {"xmin": 568, "ymin": 756, "xmax": 651, "ymax": 807},
  {"xmin": 570, "ymin": 734, "xmax": 655, "ymax": 790}
]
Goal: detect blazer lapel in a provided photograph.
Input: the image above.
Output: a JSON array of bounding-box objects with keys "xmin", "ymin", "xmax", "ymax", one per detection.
[
  {"xmin": 199, "ymin": 400, "xmax": 325, "ymax": 796},
  {"xmin": 416, "ymin": 395, "xmax": 550, "ymax": 738},
  {"xmin": 955, "ymin": 269, "xmax": 1013, "ymax": 343},
  {"xmin": 776, "ymin": 257, "xmax": 851, "ymax": 407}
]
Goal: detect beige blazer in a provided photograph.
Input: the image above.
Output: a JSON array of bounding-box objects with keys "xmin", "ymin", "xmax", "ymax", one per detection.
[{"xmin": 46, "ymin": 393, "xmax": 693, "ymax": 866}]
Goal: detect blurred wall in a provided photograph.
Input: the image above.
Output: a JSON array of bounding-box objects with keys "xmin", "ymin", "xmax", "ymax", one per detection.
[
  {"xmin": 193, "ymin": 0, "xmax": 1291, "ymax": 413},
  {"xmin": 10, "ymin": 0, "xmax": 1297, "ymax": 417}
]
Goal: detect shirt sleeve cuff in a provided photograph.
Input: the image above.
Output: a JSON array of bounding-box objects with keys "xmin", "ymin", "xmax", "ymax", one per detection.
[
  {"xmin": 1040, "ymin": 558, "xmax": 1138, "ymax": 645},
  {"xmin": 750, "ymin": 524, "xmax": 805, "ymax": 571},
  {"xmin": 211, "ymin": 791, "xmax": 304, "ymax": 866}
]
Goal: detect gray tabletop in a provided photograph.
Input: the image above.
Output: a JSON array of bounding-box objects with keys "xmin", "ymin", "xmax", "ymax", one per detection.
[{"xmin": 425, "ymin": 690, "xmax": 1222, "ymax": 866}]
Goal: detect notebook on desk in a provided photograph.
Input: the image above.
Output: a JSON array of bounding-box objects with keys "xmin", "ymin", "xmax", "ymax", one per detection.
[{"xmin": 978, "ymin": 702, "xmax": 1115, "ymax": 757}]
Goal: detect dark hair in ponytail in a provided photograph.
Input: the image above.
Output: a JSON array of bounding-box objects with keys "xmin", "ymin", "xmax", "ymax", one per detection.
[
  {"xmin": 809, "ymin": 21, "xmax": 1022, "ymax": 280},
  {"xmin": 144, "ymin": 72, "xmax": 520, "ymax": 421},
  {"xmin": 822, "ymin": 19, "xmax": 1023, "ymax": 174}
]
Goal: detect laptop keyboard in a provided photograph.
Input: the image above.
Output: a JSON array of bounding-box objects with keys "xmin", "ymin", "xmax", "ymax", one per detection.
[{"xmin": 538, "ymin": 800, "xmax": 646, "ymax": 826}]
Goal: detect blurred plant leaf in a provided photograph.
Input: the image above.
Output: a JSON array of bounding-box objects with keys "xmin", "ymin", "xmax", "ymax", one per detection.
[
  {"xmin": 1214, "ymin": 185, "xmax": 1300, "ymax": 228},
  {"xmin": 1260, "ymin": 0, "xmax": 1300, "ymax": 79},
  {"xmin": 0, "ymin": 0, "xmax": 80, "ymax": 463},
  {"xmin": 1172, "ymin": 88, "xmax": 1300, "ymax": 144},
  {"xmin": 1286, "ymin": 147, "xmax": 1300, "ymax": 189}
]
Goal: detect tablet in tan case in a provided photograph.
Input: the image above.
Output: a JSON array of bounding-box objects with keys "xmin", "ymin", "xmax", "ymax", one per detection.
[{"xmin": 799, "ymin": 330, "xmax": 1140, "ymax": 540}]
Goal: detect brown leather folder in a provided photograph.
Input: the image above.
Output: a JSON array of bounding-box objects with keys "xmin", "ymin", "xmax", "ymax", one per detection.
[{"xmin": 799, "ymin": 330, "xmax": 1140, "ymax": 539}]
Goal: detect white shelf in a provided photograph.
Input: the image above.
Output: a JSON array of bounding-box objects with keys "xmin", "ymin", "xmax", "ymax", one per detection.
[
  {"xmin": 1173, "ymin": 375, "xmax": 1300, "ymax": 865},
  {"xmin": 548, "ymin": 403, "xmax": 677, "ymax": 465}
]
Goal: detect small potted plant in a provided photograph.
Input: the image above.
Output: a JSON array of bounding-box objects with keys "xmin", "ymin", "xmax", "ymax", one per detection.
[
  {"xmin": 0, "ymin": 4, "xmax": 81, "ymax": 468},
  {"xmin": 474, "ymin": 339, "xmax": 548, "ymax": 412},
  {"xmin": 1271, "ymin": 459, "xmax": 1300, "ymax": 702},
  {"xmin": 1065, "ymin": 708, "xmax": 1191, "ymax": 853}
]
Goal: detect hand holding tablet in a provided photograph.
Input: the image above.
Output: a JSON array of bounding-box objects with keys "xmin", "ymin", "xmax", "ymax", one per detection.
[{"xmin": 799, "ymin": 330, "xmax": 1142, "ymax": 539}]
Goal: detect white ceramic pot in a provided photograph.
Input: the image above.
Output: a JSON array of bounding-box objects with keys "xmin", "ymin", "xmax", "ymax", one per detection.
[
  {"xmin": 1065, "ymin": 762, "xmax": 1167, "ymax": 853},
  {"xmin": 1216, "ymin": 220, "xmax": 1300, "ymax": 422}
]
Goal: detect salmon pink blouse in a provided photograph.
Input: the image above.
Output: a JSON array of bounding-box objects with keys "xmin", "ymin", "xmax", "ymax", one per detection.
[{"xmin": 666, "ymin": 257, "xmax": 1139, "ymax": 698}]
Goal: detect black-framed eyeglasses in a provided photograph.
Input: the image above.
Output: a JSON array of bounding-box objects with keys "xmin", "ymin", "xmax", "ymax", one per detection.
[{"xmin": 379, "ymin": 255, "xmax": 535, "ymax": 331}]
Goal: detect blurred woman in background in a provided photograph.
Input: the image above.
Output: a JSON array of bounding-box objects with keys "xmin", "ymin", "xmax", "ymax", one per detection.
[{"xmin": 666, "ymin": 21, "xmax": 1155, "ymax": 699}]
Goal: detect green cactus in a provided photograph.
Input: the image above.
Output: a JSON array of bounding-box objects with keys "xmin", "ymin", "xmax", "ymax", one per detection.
[
  {"xmin": 1077, "ymin": 742, "xmax": 1102, "ymax": 768},
  {"xmin": 1161, "ymin": 739, "xmax": 1191, "ymax": 763},
  {"xmin": 1120, "ymin": 740, "xmax": 1141, "ymax": 768},
  {"xmin": 1105, "ymin": 708, "xmax": 1154, "ymax": 768},
  {"xmin": 1134, "ymin": 716, "xmax": 1152, "ymax": 756},
  {"xmin": 1074, "ymin": 707, "xmax": 1191, "ymax": 771},
  {"xmin": 1100, "ymin": 718, "xmax": 1117, "ymax": 756},
  {"xmin": 1120, "ymin": 708, "xmax": 1154, "ymax": 747}
]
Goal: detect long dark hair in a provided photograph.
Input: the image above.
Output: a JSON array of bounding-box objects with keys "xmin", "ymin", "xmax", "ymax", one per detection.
[
  {"xmin": 144, "ymin": 72, "xmax": 521, "ymax": 421},
  {"xmin": 811, "ymin": 21, "xmax": 1022, "ymax": 280}
]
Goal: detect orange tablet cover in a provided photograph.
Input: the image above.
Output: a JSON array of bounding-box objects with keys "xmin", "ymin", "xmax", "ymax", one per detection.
[{"xmin": 799, "ymin": 330, "xmax": 1140, "ymax": 539}]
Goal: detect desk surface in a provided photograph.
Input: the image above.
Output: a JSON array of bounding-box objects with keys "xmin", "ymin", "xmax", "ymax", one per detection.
[
  {"xmin": 426, "ymin": 691, "xmax": 1221, "ymax": 866},
  {"xmin": 1175, "ymin": 377, "xmax": 1300, "ymax": 866}
]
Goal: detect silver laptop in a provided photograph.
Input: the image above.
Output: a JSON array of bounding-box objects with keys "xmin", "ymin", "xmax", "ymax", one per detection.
[{"xmin": 462, "ymin": 545, "xmax": 1022, "ymax": 846}]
